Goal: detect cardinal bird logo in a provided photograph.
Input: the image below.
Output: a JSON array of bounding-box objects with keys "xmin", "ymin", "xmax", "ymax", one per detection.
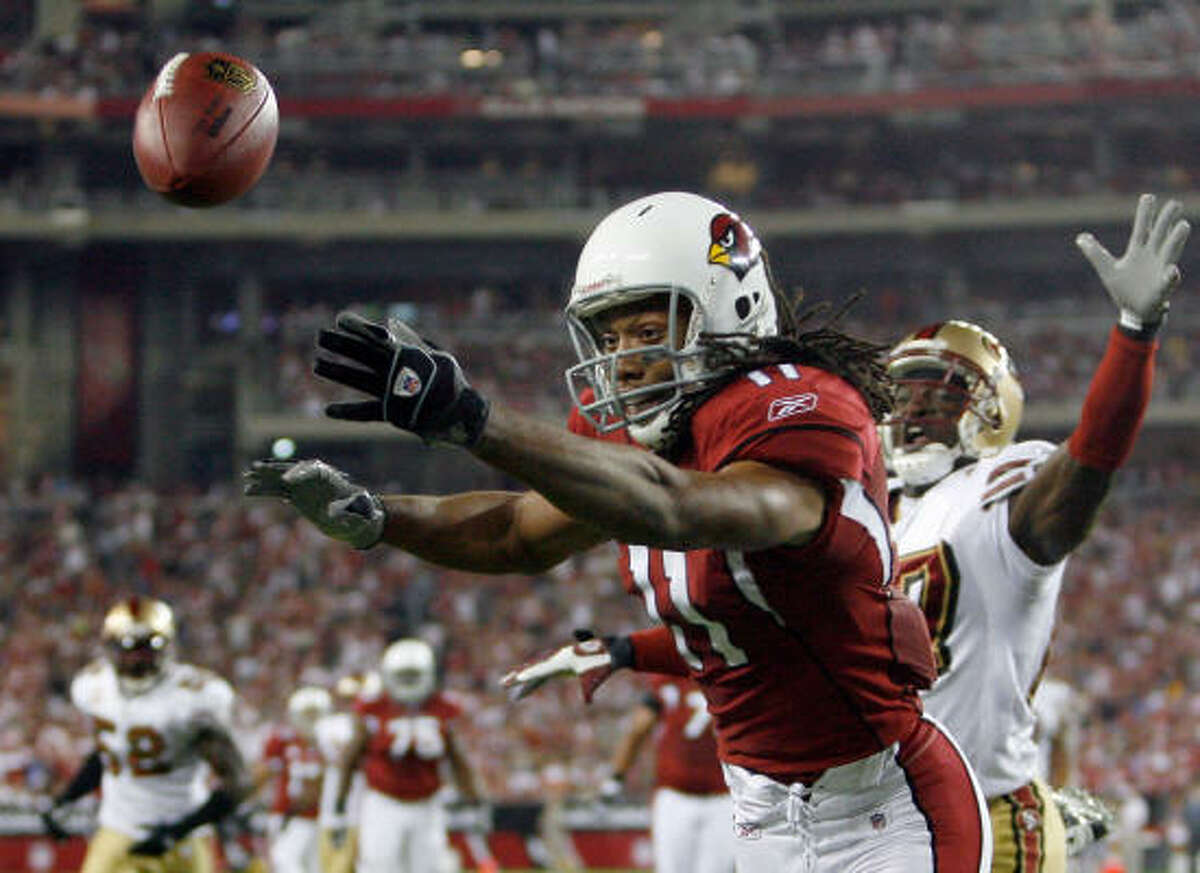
[{"xmin": 707, "ymin": 213, "xmax": 761, "ymax": 280}]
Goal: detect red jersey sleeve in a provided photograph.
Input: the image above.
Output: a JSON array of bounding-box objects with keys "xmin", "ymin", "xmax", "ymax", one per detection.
[{"xmin": 629, "ymin": 625, "xmax": 691, "ymax": 677}]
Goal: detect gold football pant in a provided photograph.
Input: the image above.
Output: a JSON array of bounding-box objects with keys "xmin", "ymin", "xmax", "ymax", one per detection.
[
  {"xmin": 988, "ymin": 779, "xmax": 1067, "ymax": 873},
  {"xmin": 79, "ymin": 827, "xmax": 216, "ymax": 873},
  {"xmin": 317, "ymin": 827, "xmax": 358, "ymax": 873}
]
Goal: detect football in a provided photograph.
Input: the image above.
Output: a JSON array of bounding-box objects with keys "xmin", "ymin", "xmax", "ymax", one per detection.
[{"xmin": 132, "ymin": 51, "xmax": 279, "ymax": 207}]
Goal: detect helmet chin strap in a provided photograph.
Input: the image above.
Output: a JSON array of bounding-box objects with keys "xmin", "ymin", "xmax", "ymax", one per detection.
[{"xmin": 892, "ymin": 442, "xmax": 962, "ymax": 488}]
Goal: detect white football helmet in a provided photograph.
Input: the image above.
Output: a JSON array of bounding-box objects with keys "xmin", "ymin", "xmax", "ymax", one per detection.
[
  {"xmin": 101, "ymin": 596, "xmax": 176, "ymax": 696},
  {"xmin": 882, "ymin": 320, "xmax": 1024, "ymax": 488},
  {"xmin": 379, "ymin": 638, "xmax": 436, "ymax": 705},
  {"xmin": 287, "ymin": 686, "xmax": 333, "ymax": 737},
  {"xmin": 565, "ymin": 191, "xmax": 778, "ymax": 449}
]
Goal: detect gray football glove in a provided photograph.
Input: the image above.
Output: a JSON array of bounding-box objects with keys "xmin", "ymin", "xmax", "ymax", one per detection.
[
  {"xmin": 1076, "ymin": 193, "xmax": 1190, "ymax": 332},
  {"xmin": 1053, "ymin": 786, "xmax": 1115, "ymax": 856},
  {"xmin": 243, "ymin": 459, "xmax": 385, "ymax": 550}
]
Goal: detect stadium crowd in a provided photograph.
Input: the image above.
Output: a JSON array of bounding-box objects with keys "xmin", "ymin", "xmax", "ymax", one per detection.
[
  {"xmin": 4, "ymin": 2, "xmax": 1200, "ymax": 100},
  {"xmin": 254, "ymin": 296, "xmax": 1200, "ymax": 421}
]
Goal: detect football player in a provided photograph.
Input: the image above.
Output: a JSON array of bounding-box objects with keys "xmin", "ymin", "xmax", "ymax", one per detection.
[
  {"xmin": 328, "ymin": 639, "xmax": 481, "ymax": 873},
  {"xmin": 247, "ymin": 191, "xmax": 992, "ymax": 872},
  {"xmin": 45, "ymin": 596, "xmax": 249, "ymax": 873},
  {"xmin": 881, "ymin": 193, "xmax": 1189, "ymax": 873},
  {"xmin": 315, "ymin": 676, "xmax": 364, "ymax": 873},
  {"xmin": 258, "ymin": 686, "xmax": 331, "ymax": 873},
  {"xmin": 600, "ymin": 674, "xmax": 734, "ymax": 873}
]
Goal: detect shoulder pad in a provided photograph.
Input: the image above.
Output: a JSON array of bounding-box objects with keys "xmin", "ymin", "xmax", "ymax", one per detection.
[
  {"xmin": 979, "ymin": 441, "xmax": 1055, "ymax": 509},
  {"xmin": 70, "ymin": 660, "xmax": 112, "ymax": 709},
  {"xmin": 175, "ymin": 665, "xmax": 236, "ymax": 726}
]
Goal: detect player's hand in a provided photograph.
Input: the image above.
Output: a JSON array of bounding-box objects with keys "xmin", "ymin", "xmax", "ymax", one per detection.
[
  {"xmin": 242, "ymin": 459, "xmax": 384, "ymax": 550},
  {"xmin": 314, "ymin": 312, "xmax": 490, "ymax": 447},
  {"xmin": 1053, "ymin": 786, "xmax": 1115, "ymax": 856},
  {"xmin": 1076, "ymin": 193, "xmax": 1191, "ymax": 332},
  {"xmin": 500, "ymin": 630, "xmax": 618, "ymax": 704},
  {"xmin": 129, "ymin": 823, "xmax": 182, "ymax": 857},
  {"xmin": 36, "ymin": 799, "xmax": 70, "ymax": 842}
]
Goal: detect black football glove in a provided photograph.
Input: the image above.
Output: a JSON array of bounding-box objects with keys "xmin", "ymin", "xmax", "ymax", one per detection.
[
  {"xmin": 37, "ymin": 802, "xmax": 70, "ymax": 842},
  {"xmin": 314, "ymin": 312, "xmax": 490, "ymax": 447},
  {"xmin": 130, "ymin": 822, "xmax": 185, "ymax": 857}
]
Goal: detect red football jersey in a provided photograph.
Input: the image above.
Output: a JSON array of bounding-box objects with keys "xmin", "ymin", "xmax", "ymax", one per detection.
[
  {"xmin": 261, "ymin": 728, "xmax": 323, "ymax": 818},
  {"xmin": 648, "ymin": 676, "xmax": 727, "ymax": 795},
  {"xmin": 354, "ymin": 691, "xmax": 462, "ymax": 801},
  {"xmin": 569, "ymin": 363, "xmax": 929, "ymax": 783}
]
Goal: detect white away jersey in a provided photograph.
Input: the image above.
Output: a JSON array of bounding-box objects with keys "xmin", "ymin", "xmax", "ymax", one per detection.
[
  {"xmin": 892, "ymin": 440, "xmax": 1067, "ymax": 798},
  {"xmin": 70, "ymin": 660, "xmax": 236, "ymax": 839},
  {"xmin": 313, "ymin": 711, "xmax": 363, "ymax": 825}
]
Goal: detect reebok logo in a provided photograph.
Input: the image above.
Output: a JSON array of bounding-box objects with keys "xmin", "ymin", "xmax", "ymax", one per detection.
[
  {"xmin": 767, "ymin": 392, "xmax": 817, "ymax": 422},
  {"xmin": 733, "ymin": 820, "xmax": 762, "ymax": 840}
]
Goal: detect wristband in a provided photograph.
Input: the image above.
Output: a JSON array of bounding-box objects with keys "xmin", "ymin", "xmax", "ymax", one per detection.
[
  {"xmin": 604, "ymin": 635, "xmax": 634, "ymax": 670},
  {"xmin": 1067, "ymin": 326, "xmax": 1156, "ymax": 471},
  {"xmin": 1118, "ymin": 309, "xmax": 1163, "ymax": 340}
]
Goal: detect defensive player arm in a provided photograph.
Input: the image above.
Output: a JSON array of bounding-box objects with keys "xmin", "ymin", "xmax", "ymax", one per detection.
[
  {"xmin": 1007, "ymin": 448, "xmax": 1112, "ymax": 566},
  {"xmin": 1010, "ymin": 317, "xmax": 1165, "ymax": 565},
  {"xmin": 51, "ymin": 749, "xmax": 103, "ymax": 805},
  {"xmin": 130, "ymin": 725, "xmax": 248, "ymax": 853},
  {"xmin": 187, "ymin": 725, "xmax": 251, "ymax": 824},
  {"xmin": 1011, "ymin": 193, "xmax": 1187, "ymax": 566},
  {"xmin": 474, "ymin": 406, "xmax": 827, "ymax": 551}
]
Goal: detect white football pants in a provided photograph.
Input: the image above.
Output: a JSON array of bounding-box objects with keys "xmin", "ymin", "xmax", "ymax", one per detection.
[
  {"xmin": 268, "ymin": 815, "xmax": 320, "ymax": 873},
  {"xmin": 652, "ymin": 787, "xmax": 736, "ymax": 873},
  {"xmin": 355, "ymin": 788, "xmax": 447, "ymax": 873},
  {"xmin": 724, "ymin": 716, "xmax": 992, "ymax": 873}
]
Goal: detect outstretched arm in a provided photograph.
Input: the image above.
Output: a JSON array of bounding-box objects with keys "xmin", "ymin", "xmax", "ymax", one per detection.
[
  {"xmin": 473, "ymin": 410, "xmax": 826, "ymax": 551},
  {"xmin": 1010, "ymin": 193, "xmax": 1189, "ymax": 565},
  {"xmin": 245, "ymin": 460, "xmax": 606, "ymax": 574},
  {"xmin": 314, "ymin": 311, "xmax": 830, "ymax": 550}
]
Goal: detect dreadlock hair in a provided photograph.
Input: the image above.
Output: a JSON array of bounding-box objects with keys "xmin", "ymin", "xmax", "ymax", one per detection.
[{"xmin": 658, "ymin": 257, "xmax": 893, "ymax": 460}]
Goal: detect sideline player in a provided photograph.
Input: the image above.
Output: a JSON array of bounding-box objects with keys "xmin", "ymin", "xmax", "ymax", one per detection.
[
  {"xmin": 329, "ymin": 639, "xmax": 481, "ymax": 873},
  {"xmin": 43, "ymin": 596, "xmax": 249, "ymax": 873},
  {"xmin": 258, "ymin": 686, "xmax": 332, "ymax": 873},
  {"xmin": 247, "ymin": 191, "xmax": 991, "ymax": 871},
  {"xmin": 881, "ymin": 193, "xmax": 1188, "ymax": 873},
  {"xmin": 315, "ymin": 676, "xmax": 364, "ymax": 873},
  {"xmin": 601, "ymin": 673, "xmax": 734, "ymax": 873}
]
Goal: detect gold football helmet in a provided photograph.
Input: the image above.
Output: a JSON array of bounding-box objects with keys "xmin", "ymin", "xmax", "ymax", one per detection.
[
  {"xmin": 882, "ymin": 320, "xmax": 1024, "ymax": 487},
  {"xmin": 101, "ymin": 596, "xmax": 176, "ymax": 695}
]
